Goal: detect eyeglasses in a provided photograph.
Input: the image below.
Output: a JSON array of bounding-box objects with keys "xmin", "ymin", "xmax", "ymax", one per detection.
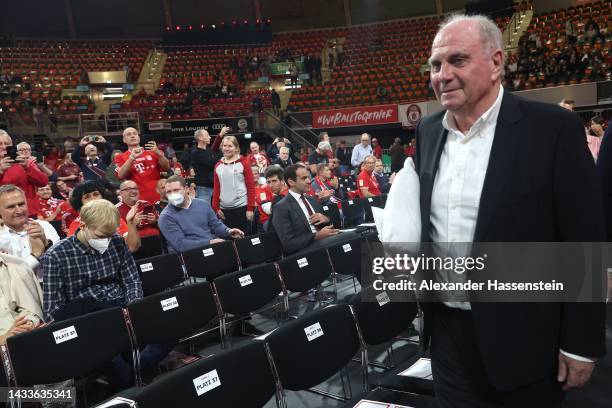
[{"xmin": 120, "ymin": 187, "xmax": 139, "ymax": 192}]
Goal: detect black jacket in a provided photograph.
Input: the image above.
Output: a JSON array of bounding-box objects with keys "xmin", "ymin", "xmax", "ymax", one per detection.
[
  {"xmin": 271, "ymin": 193, "xmax": 324, "ymax": 254},
  {"xmin": 190, "ymin": 147, "xmax": 220, "ymax": 187}
]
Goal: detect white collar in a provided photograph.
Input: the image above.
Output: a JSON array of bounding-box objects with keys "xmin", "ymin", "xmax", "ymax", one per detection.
[{"xmin": 442, "ymin": 85, "xmax": 504, "ymax": 139}]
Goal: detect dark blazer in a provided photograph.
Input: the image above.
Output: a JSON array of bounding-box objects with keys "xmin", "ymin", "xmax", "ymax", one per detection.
[
  {"xmin": 596, "ymin": 120, "xmax": 612, "ymax": 239},
  {"xmin": 414, "ymin": 91, "xmax": 606, "ymax": 391},
  {"xmin": 271, "ymin": 192, "xmax": 324, "ymax": 254}
]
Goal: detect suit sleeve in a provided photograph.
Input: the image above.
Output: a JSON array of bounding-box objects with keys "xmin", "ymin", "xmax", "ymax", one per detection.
[
  {"xmin": 272, "ymin": 200, "xmax": 315, "ymax": 254},
  {"xmin": 554, "ymin": 111, "xmax": 606, "ymax": 358}
]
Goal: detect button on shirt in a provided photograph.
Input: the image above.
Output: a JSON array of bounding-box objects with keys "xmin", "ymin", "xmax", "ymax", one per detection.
[
  {"xmin": 430, "ymin": 85, "xmax": 504, "ymax": 310},
  {"xmin": 288, "ymin": 190, "xmax": 317, "ymax": 233},
  {"xmin": 0, "ymin": 221, "xmax": 61, "ymax": 270}
]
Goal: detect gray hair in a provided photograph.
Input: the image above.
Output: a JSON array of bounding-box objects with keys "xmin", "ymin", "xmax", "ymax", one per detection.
[
  {"xmin": 438, "ymin": 14, "xmax": 503, "ymax": 55},
  {"xmin": 0, "ymin": 184, "xmax": 25, "ymax": 199},
  {"xmin": 194, "ymin": 129, "xmax": 208, "ymax": 138},
  {"xmin": 317, "ymin": 141, "xmax": 332, "ymax": 151},
  {"xmin": 279, "ymin": 146, "xmax": 290, "ymax": 154},
  {"xmin": 16, "ymin": 142, "xmax": 31, "ymax": 150},
  {"xmin": 0, "ymin": 129, "xmax": 12, "ymax": 142}
]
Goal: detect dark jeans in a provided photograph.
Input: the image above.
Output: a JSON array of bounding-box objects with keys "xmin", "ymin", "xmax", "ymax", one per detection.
[
  {"xmin": 222, "ymin": 206, "xmax": 248, "ymax": 233},
  {"xmin": 54, "ymin": 297, "xmax": 174, "ymax": 391}
]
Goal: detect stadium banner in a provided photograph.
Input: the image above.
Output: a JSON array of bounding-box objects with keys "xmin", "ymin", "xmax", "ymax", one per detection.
[
  {"xmin": 147, "ymin": 116, "xmax": 253, "ymax": 136},
  {"xmin": 398, "ymin": 102, "xmax": 428, "ymax": 130},
  {"xmin": 312, "ymin": 104, "xmax": 399, "ymax": 129},
  {"xmin": 269, "ymin": 61, "xmax": 305, "ymax": 76}
]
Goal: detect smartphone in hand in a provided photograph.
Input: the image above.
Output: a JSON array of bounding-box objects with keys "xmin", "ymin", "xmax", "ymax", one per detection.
[{"xmin": 6, "ymin": 146, "xmax": 18, "ymax": 160}]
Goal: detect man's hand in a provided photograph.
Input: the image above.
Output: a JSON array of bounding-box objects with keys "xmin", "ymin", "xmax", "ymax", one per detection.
[
  {"xmin": 309, "ymin": 213, "xmax": 330, "ymax": 226},
  {"xmin": 314, "ymin": 225, "xmax": 339, "ymax": 240},
  {"xmin": 210, "ymin": 238, "xmax": 225, "ymax": 244},
  {"xmin": 144, "ymin": 213, "xmax": 157, "ymax": 223},
  {"xmin": 246, "ymin": 210, "xmax": 254, "ymax": 221},
  {"xmin": 389, "ymin": 172, "xmax": 397, "ymax": 184},
  {"xmin": 316, "ymin": 189, "xmax": 333, "ymax": 199},
  {"xmin": 126, "ymin": 205, "xmax": 142, "ymax": 225},
  {"xmin": 130, "ymin": 147, "xmax": 144, "ymax": 160},
  {"xmin": 217, "ymin": 209, "xmax": 225, "ymax": 220},
  {"xmin": 219, "ymin": 126, "xmax": 231, "ymax": 137},
  {"xmin": 145, "ymin": 141, "xmax": 161, "ymax": 156},
  {"xmin": 26, "ymin": 221, "xmax": 47, "ymax": 258},
  {"xmin": 0, "ymin": 157, "xmax": 13, "ymax": 174},
  {"xmin": 65, "ymin": 174, "xmax": 79, "ymax": 180},
  {"xmin": 228, "ymin": 228, "xmax": 245, "ymax": 239},
  {"xmin": 17, "ymin": 156, "xmax": 34, "ymax": 168},
  {"xmin": 0, "ymin": 316, "xmax": 35, "ymax": 344},
  {"xmin": 557, "ymin": 352, "xmax": 595, "ymax": 390}
]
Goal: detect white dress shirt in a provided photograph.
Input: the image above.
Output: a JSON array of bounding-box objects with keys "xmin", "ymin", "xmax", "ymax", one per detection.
[
  {"xmin": 430, "ymin": 85, "xmax": 591, "ymax": 362},
  {"xmin": 351, "ymin": 144, "xmax": 373, "ymax": 167},
  {"xmin": 288, "ymin": 190, "xmax": 317, "ymax": 233},
  {"xmin": 0, "ymin": 220, "xmax": 60, "ymax": 270}
]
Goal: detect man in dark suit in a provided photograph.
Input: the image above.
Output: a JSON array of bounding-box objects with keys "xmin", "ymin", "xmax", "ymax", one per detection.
[
  {"xmin": 414, "ymin": 15, "xmax": 606, "ymax": 407},
  {"xmin": 271, "ymin": 164, "xmax": 340, "ymax": 254}
]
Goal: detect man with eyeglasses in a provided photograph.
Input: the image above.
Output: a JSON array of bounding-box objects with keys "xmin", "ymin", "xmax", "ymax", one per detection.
[
  {"xmin": 0, "ymin": 131, "xmax": 48, "ymax": 216},
  {"xmin": 357, "ymin": 155, "xmax": 381, "ymax": 198},
  {"xmin": 116, "ymin": 180, "xmax": 159, "ymax": 238},
  {"xmin": 350, "ymin": 133, "xmax": 373, "ymax": 170}
]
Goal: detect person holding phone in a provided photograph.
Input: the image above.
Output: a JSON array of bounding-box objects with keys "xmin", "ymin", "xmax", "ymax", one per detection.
[
  {"xmin": 114, "ymin": 127, "xmax": 170, "ymax": 204},
  {"xmin": 0, "ymin": 131, "xmax": 48, "ymax": 217},
  {"xmin": 71, "ymin": 135, "xmax": 114, "ymax": 181},
  {"xmin": 116, "ymin": 180, "xmax": 159, "ymax": 237}
]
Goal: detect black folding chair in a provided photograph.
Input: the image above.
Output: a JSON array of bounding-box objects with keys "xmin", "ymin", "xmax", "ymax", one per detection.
[
  {"xmin": 320, "ymin": 203, "xmax": 342, "ymax": 229},
  {"xmin": 126, "ymin": 282, "xmax": 220, "ymax": 384},
  {"xmin": 264, "ymin": 304, "xmax": 369, "ymax": 403},
  {"xmin": 341, "ymin": 198, "xmax": 365, "ymax": 228},
  {"xmin": 276, "ymin": 247, "xmax": 336, "ymax": 311},
  {"xmin": 94, "ymin": 341, "xmax": 277, "ymax": 408},
  {"xmin": 234, "ymin": 231, "xmax": 283, "ymax": 268},
  {"xmin": 181, "ymin": 241, "xmax": 239, "ymax": 281},
  {"xmin": 135, "ymin": 253, "xmax": 186, "ymax": 296},
  {"xmin": 371, "ymin": 193, "xmax": 387, "ymax": 209},
  {"xmin": 214, "ymin": 263, "xmax": 284, "ymax": 346},
  {"xmin": 326, "ymin": 234, "xmax": 369, "ymax": 291},
  {"xmin": 133, "ymin": 234, "xmax": 165, "ymax": 260},
  {"xmin": 3, "ymin": 308, "xmax": 132, "ymax": 406},
  {"xmin": 362, "ymin": 196, "xmax": 375, "ymax": 222}
]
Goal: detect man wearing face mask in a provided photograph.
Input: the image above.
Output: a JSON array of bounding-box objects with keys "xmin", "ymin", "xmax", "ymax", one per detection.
[
  {"xmin": 158, "ymin": 175, "xmax": 244, "ymax": 253},
  {"xmin": 41, "ymin": 199, "xmax": 142, "ymax": 322}
]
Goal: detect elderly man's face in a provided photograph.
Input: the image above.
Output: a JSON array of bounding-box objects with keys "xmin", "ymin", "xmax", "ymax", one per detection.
[
  {"xmin": 17, "ymin": 144, "xmax": 32, "ymax": 160},
  {"xmin": 85, "ymin": 144, "xmax": 98, "ymax": 158},
  {"xmin": 119, "ymin": 181, "xmax": 140, "ymax": 206},
  {"xmin": 279, "ymin": 149, "xmax": 289, "ymax": 160},
  {"xmin": 0, "ymin": 191, "xmax": 29, "ymax": 231},
  {"xmin": 429, "ymin": 20, "xmax": 502, "ymax": 115},
  {"xmin": 0, "ymin": 134, "xmax": 12, "ymax": 157},
  {"xmin": 37, "ymin": 185, "xmax": 53, "ymax": 200}
]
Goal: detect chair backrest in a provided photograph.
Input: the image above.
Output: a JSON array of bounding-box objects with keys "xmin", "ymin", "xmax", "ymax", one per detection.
[
  {"xmin": 362, "ymin": 196, "xmax": 374, "ymax": 222},
  {"xmin": 326, "ymin": 235, "xmax": 367, "ymax": 278},
  {"xmin": 341, "ymin": 198, "xmax": 365, "ymax": 227},
  {"xmin": 320, "ymin": 203, "xmax": 342, "ymax": 229},
  {"xmin": 276, "ymin": 247, "xmax": 332, "ymax": 292},
  {"xmin": 7, "ymin": 308, "xmax": 131, "ymax": 386},
  {"xmin": 133, "ymin": 234, "xmax": 165, "ymax": 260},
  {"xmin": 214, "ymin": 263, "xmax": 282, "ymax": 316},
  {"xmin": 234, "ymin": 232, "xmax": 283, "ymax": 268},
  {"xmin": 181, "ymin": 241, "xmax": 238, "ymax": 280},
  {"xmin": 127, "ymin": 282, "xmax": 218, "ymax": 345},
  {"xmin": 135, "ymin": 253, "xmax": 185, "ymax": 296},
  {"xmin": 371, "ymin": 193, "xmax": 387, "ymax": 209},
  {"xmin": 265, "ymin": 304, "xmax": 364, "ymax": 390},
  {"xmin": 116, "ymin": 341, "xmax": 276, "ymax": 408},
  {"xmin": 350, "ymin": 283, "xmax": 418, "ymax": 345}
]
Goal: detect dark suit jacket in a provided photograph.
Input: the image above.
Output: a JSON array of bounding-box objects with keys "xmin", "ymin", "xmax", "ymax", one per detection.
[
  {"xmin": 596, "ymin": 120, "xmax": 612, "ymax": 239},
  {"xmin": 271, "ymin": 193, "xmax": 324, "ymax": 254},
  {"xmin": 414, "ymin": 90, "xmax": 606, "ymax": 391}
]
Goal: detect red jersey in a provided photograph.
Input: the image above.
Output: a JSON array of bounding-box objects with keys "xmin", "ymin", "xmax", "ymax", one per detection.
[
  {"xmin": 255, "ymin": 185, "xmax": 287, "ymax": 225},
  {"xmin": 373, "ymin": 145, "xmax": 383, "ymax": 159},
  {"xmin": 37, "ymin": 197, "xmax": 65, "ymax": 220},
  {"xmin": 114, "ymin": 150, "xmax": 162, "ymax": 204},
  {"xmin": 67, "ymin": 216, "xmax": 129, "ymax": 237},
  {"xmin": 247, "ymin": 152, "xmax": 269, "ymax": 172},
  {"xmin": 116, "ymin": 200, "xmax": 160, "ymax": 237},
  {"xmin": 0, "ymin": 162, "xmax": 48, "ymax": 216},
  {"xmin": 357, "ymin": 170, "xmax": 381, "ymax": 197}
]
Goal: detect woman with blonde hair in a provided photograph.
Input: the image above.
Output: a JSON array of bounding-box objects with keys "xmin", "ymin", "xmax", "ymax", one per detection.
[{"xmin": 212, "ymin": 135, "xmax": 255, "ymax": 233}]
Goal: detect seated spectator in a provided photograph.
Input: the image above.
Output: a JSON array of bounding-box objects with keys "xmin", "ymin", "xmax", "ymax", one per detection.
[
  {"xmin": 36, "ymin": 184, "xmax": 67, "ymax": 222},
  {"xmin": 115, "ymin": 127, "xmax": 170, "ymax": 205},
  {"xmin": 155, "ymin": 178, "xmax": 168, "ymax": 213},
  {"xmin": 272, "ymin": 146, "xmax": 294, "ymax": 168},
  {"xmin": 271, "ymin": 164, "xmax": 340, "ymax": 254},
  {"xmin": 267, "ymin": 137, "xmax": 290, "ymax": 162},
  {"xmin": 308, "ymin": 141, "xmax": 332, "ymax": 175},
  {"xmin": 66, "ymin": 181, "xmax": 141, "ymax": 253},
  {"xmin": 371, "ymin": 138, "xmax": 382, "ymax": 159},
  {"xmin": 117, "ymin": 181, "xmax": 159, "ymax": 237},
  {"xmin": 357, "ymin": 155, "xmax": 381, "ymax": 198},
  {"xmin": 311, "ymin": 163, "xmax": 341, "ymax": 206},
  {"xmin": 374, "ymin": 159, "xmax": 395, "ymax": 194},
  {"xmin": 0, "ymin": 185, "xmax": 60, "ymax": 270},
  {"xmin": 168, "ymin": 156, "xmax": 187, "ymax": 178},
  {"xmin": 0, "ymin": 252, "xmax": 44, "ymax": 344},
  {"xmin": 328, "ymin": 158, "xmax": 342, "ymax": 179},
  {"xmin": 0, "ymin": 131, "xmax": 48, "ymax": 216},
  {"xmin": 335, "ymin": 140, "xmax": 351, "ymax": 175},
  {"xmin": 42, "ymin": 199, "xmax": 169, "ymax": 389},
  {"xmin": 255, "ymin": 166, "xmax": 287, "ymax": 232},
  {"xmin": 158, "ymin": 175, "xmax": 244, "ymax": 253},
  {"xmin": 56, "ymin": 151, "xmax": 83, "ymax": 188},
  {"xmin": 71, "ymin": 135, "xmax": 113, "ymax": 181},
  {"xmin": 247, "ymin": 142, "xmax": 269, "ymax": 175},
  {"xmin": 213, "ymin": 136, "xmax": 255, "ymax": 232}
]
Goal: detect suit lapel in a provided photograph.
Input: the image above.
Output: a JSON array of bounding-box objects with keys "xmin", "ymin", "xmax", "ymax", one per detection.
[
  {"xmin": 473, "ymin": 92, "xmax": 523, "ymax": 241},
  {"xmin": 289, "ymin": 194, "xmax": 312, "ymax": 231},
  {"xmin": 421, "ymin": 123, "xmax": 448, "ymax": 241}
]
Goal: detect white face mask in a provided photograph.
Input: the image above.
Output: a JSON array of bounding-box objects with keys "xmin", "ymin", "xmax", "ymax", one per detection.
[
  {"xmin": 167, "ymin": 192, "xmax": 185, "ymax": 207},
  {"xmin": 85, "ymin": 229, "xmax": 111, "ymax": 254}
]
